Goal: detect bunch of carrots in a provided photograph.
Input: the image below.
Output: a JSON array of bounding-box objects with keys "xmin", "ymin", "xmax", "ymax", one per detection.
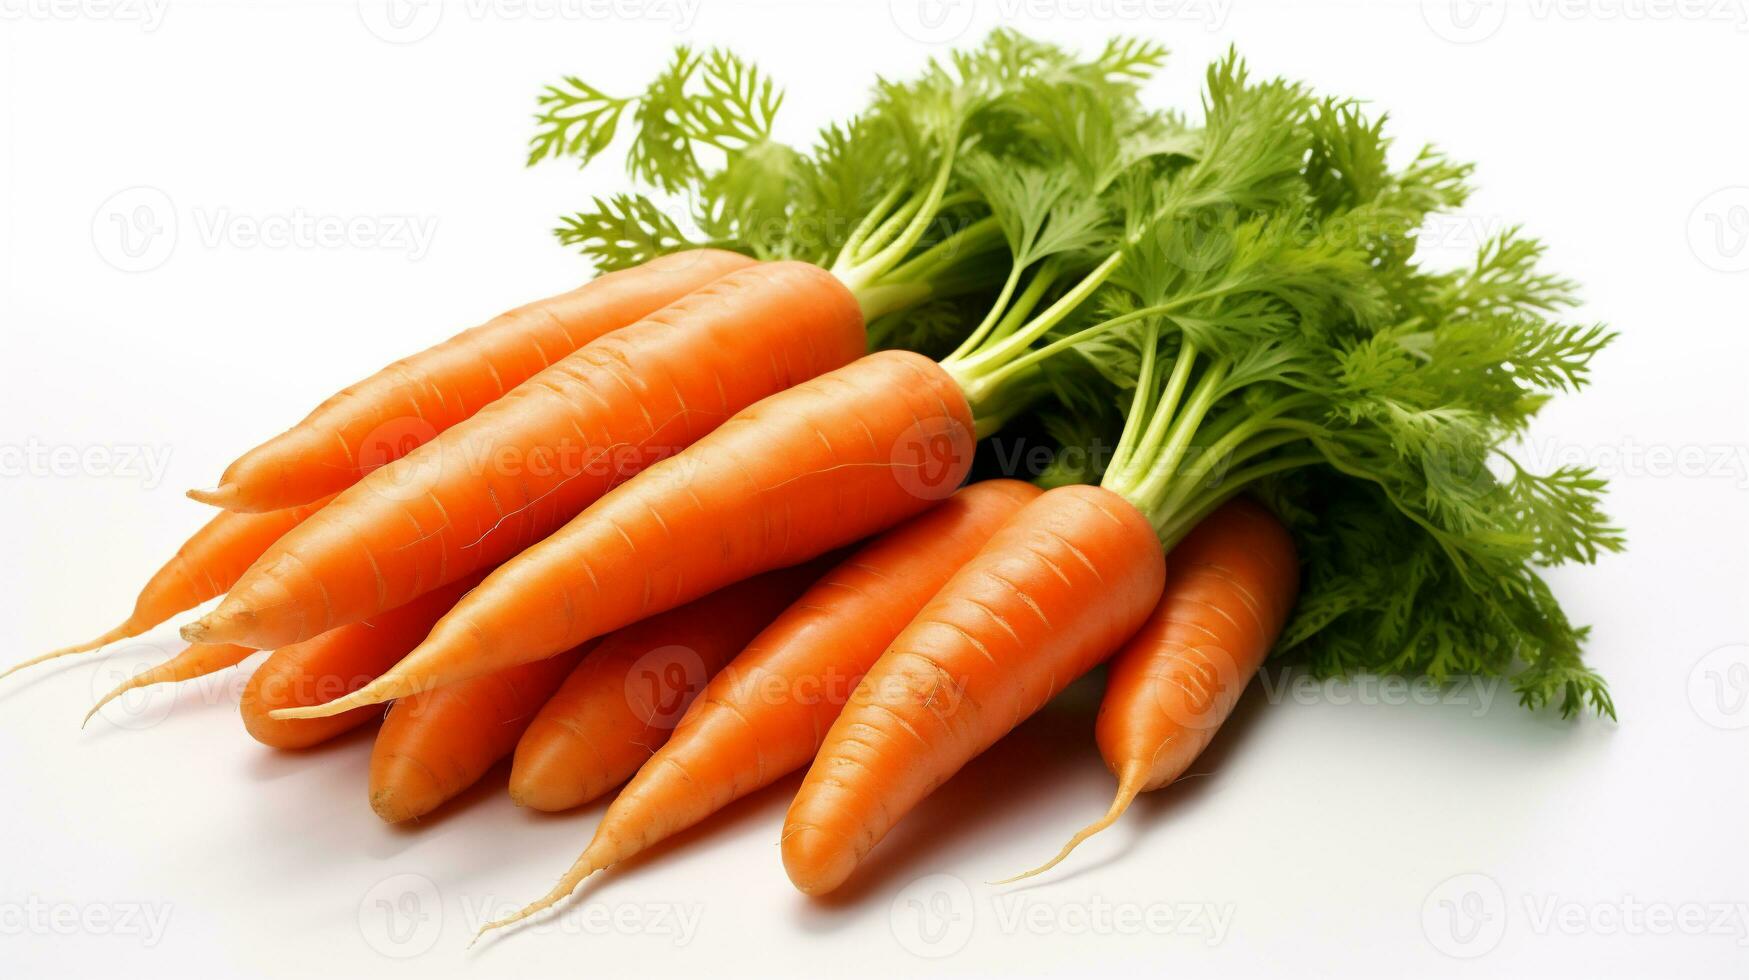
[{"xmin": 16, "ymin": 33, "xmax": 1620, "ymax": 943}]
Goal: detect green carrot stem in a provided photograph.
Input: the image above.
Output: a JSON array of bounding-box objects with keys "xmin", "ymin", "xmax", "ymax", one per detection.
[
  {"xmin": 884, "ymin": 216, "xmax": 1003, "ymax": 285},
  {"xmin": 1130, "ymin": 357, "xmax": 1231, "ymax": 510},
  {"xmin": 836, "ymin": 183, "xmax": 906, "ymax": 267},
  {"xmin": 1112, "ymin": 344, "xmax": 1199, "ymax": 492},
  {"xmin": 1107, "ymin": 321, "xmax": 1162, "ymax": 478},
  {"xmin": 1156, "ymin": 452, "xmax": 1322, "ymax": 547},
  {"xmin": 955, "ymin": 251, "xmax": 1124, "ymax": 375}
]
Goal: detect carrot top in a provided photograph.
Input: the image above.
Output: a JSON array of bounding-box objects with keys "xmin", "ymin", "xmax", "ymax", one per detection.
[
  {"xmin": 529, "ymin": 32, "xmax": 1171, "ymax": 334},
  {"xmin": 932, "ymin": 46, "xmax": 1618, "ymax": 717},
  {"xmin": 538, "ymin": 35, "xmax": 1622, "ymax": 715},
  {"xmin": 1008, "ymin": 68, "xmax": 1623, "ymax": 717}
]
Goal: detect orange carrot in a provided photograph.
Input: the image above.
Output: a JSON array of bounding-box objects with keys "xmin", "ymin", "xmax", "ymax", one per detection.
[
  {"xmin": 1004, "ymin": 497, "xmax": 1299, "ymax": 881},
  {"xmin": 482, "ymin": 480, "xmax": 1038, "ymax": 934},
  {"xmin": 369, "ymin": 648, "xmax": 589, "ymax": 823},
  {"xmin": 190, "ymin": 249, "xmax": 754, "ymax": 513},
  {"xmin": 508, "ymin": 560, "xmax": 834, "ymax": 814},
  {"xmin": 5, "ymin": 495, "xmax": 334, "ymax": 681},
  {"xmin": 83, "ymin": 643, "xmax": 257, "ymax": 729},
  {"xmin": 269, "ymin": 348, "xmax": 973, "ymax": 720},
  {"xmin": 239, "ymin": 574, "xmax": 486, "ymax": 750},
  {"xmin": 781, "ymin": 485, "xmax": 1165, "ymax": 896},
  {"xmin": 188, "ymin": 261, "xmax": 864, "ymax": 653}
]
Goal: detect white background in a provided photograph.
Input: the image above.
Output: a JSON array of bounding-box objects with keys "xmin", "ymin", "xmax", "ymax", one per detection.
[{"xmin": 3, "ymin": 1, "xmax": 1747, "ymax": 977}]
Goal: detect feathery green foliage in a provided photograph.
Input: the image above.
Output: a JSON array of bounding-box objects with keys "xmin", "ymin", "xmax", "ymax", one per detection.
[
  {"xmin": 1022, "ymin": 59, "xmax": 1623, "ymax": 717},
  {"xmin": 527, "ymin": 34, "xmax": 1619, "ymax": 716}
]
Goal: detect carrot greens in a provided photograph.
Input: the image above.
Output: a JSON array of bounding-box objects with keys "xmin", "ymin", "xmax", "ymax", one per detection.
[{"xmin": 533, "ymin": 35, "xmax": 1621, "ymax": 716}]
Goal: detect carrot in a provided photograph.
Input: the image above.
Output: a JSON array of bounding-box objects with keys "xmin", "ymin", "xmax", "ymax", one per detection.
[
  {"xmin": 1002, "ymin": 497, "xmax": 1299, "ymax": 882},
  {"xmin": 239, "ymin": 574, "xmax": 487, "ymax": 750},
  {"xmin": 187, "ymin": 260, "xmax": 864, "ymax": 653},
  {"xmin": 481, "ymin": 479, "xmax": 1038, "ymax": 935},
  {"xmin": 190, "ymin": 249, "xmax": 753, "ymax": 513},
  {"xmin": 82, "ymin": 643, "xmax": 257, "ymax": 729},
  {"xmin": 251, "ymin": 44, "xmax": 1204, "ymax": 720},
  {"xmin": 374, "ymin": 562, "xmax": 825, "ymax": 824},
  {"xmin": 369, "ymin": 648, "xmax": 588, "ymax": 823},
  {"xmin": 267, "ymin": 348, "xmax": 972, "ymax": 720},
  {"xmin": 508, "ymin": 561, "xmax": 827, "ymax": 813},
  {"xmin": 5, "ymin": 495, "xmax": 335, "ymax": 682},
  {"xmin": 780, "ymin": 485, "xmax": 1165, "ymax": 896},
  {"xmin": 236, "ymin": 54, "xmax": 1131, "ymax": 712}
]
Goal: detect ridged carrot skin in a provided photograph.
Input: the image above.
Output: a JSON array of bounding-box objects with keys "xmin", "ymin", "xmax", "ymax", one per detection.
[
  {"xmin": 1000, "ymin": 498, "xmax": 1298, "ymax": 882},
  {"xmin": 483, "ymin": 481, "xmax": 1041, "ymax": 933},
  {"xmin": 781, "ymin": 485, "xmax": 1166, "ymax": 896},
  {"xmin": 1099, "ymin": 498, "xmax": 1297, "ymax": 793},
  {"xmin": 5, "ymin": 496, "xmax": 333, "ymax": 681},
  {"xmin": 192, "ymin": 249, "xmax": 754, "ymax": 513},
  {"xmin": 239, "ymin": 574, "xmax": 486, "ymax": 750},
  {"xmin": 508, "ymin": 562, "xmax": 828, "ymax": 813},
  {"xmin": 369, "ymin": 647, "xmax": 589, "ymax": 823},
  {"xmin": 272, "ymin": 348, "xmax": 973, "ymax": 719},
  {"xmin": 190, "ymin": 261, "xmax": 865, "ymax": 652},
  {"xmin": 83, "ymin": 643, "xmax": 257, "ymax": 728}
]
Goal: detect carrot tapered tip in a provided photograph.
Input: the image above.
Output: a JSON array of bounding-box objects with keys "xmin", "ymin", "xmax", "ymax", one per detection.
[
  {"xmin": 266, "ymin": 676, "xmax": 409, "ymax": 721},
  {"xmin": 992, "ymin": 768, "xmax": 1147, "ymax": 886},
  {"xmin": 179, "ymin": 607, "xmax": 260, "ymax": 646},
  {"xmin": 371, "ymin": 761, "xmax": 450, "ymax": 824},
  {"xmin": 185, "ymin": 484, "xmax": 243, "ymax": 509},
  {"xmin": 2, "ymin": 623, "xmax": 136, "ymax": 683},
  {"xmin": 370, "ymin": 788, "xmax": 422, "ymax": 825},
  {"xmin": 472, "ymin": 858, "xmax": 602, "ymax": 947},
  {"xmin": 81, "ymin": 656, "xmax": 180, "ymax": 729},
  {"xmin": 82, "ymin": 684, "xmax": 129, "ymax": 730},
  {"xmin": 779, "ymin": 823, "xmax": 861, "ymax": 897}
]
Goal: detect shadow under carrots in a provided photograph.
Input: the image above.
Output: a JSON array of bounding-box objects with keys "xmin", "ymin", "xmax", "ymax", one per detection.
[
  {"xmin": 996, "ymin": 672, "xmax": 1278, "ymax": 894},
  {"xmin": 789, "ymin": 668, "xmax": 1283, "ymax": 929},
  {"xmin": 240, "ymin": 719, "xmax": 382, "ymax": 783},
  {"xmin": 495, "ymin": 768, "xmax": 808, "ymax": 919},
  {"xmin": 790, "ymin": 671, "xmax": 1108, "ymax": 932},
  {"xmin": 468, "ymin": 767, "xmax": 809, "ymax": 956}
]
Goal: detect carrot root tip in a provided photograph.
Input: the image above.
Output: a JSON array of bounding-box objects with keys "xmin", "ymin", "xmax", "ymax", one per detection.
[
  {"xmin": 472, "ymin": 862, "xmax": 601, "ymax": 947},
  {"xmin": 81, "ymin": 667, "xmax": 167, "ymax": 730},
  {"xmin": 991, "ymin": 770, "xmax": 1146, "ymax": 886},
  {"xmin": 266, "ymin": 676, "xmax": 405, "ymax": 721},
  {"xmin": 4, "ymin": 623, "xmax": 137, "ymax": 682},
  {"xmin": 185, "ymin": 484, "xmax": 241, "ymax": 508},
  {"xmin": 81, "ymin": 693, "xmax": 119, "ymax": 730}
]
